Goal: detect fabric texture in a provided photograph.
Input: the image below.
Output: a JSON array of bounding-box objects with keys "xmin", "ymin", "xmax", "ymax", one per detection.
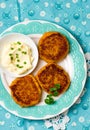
[{"xmin": 0, "ymin": 0, "xmax": 90, "ymax": 130}]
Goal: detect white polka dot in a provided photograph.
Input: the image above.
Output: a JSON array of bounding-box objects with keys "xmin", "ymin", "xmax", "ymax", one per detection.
[
  {"xmin": 55, "ymin": 17, "xmax": 60, "ymax": 22},
  {"xmin": 40, "ymin": 11, "xmax": 46, "ymax": 17},
  {"xmin": 82, "ymin": 21, "xmax": 87, "ymax": 25},
  {"xmin": 0, "ymin": 121, "xmax": 5, "ymax": 125},
  {"xmin": 79, "ymin": 116, "xmax": 85, "ymax": 123},
  {"xmin": 18, "ymin": 0, "xmax": 23, "ymax": 3},
  {"xmin": 44, "ymin": 2, "xmax": 49, "ymax": 7},
  {"xmin": 0, "ymin": 2, "xmax": 6, "ymax": 8},
  {"xmin": 28, "ymin": 126, "xmax": 35, "ymax": 130},
  {"xmin": 87, "ymin": 13, "xmax": 90, "ymax": 19},
  {"xmin": 70, "ymin": 25, "xmax": 76, "ymax": 31},
  {"xmin": 14, "ymin": 16, "xmax": 18, "ymax": 21},
  {"xmin": 0, "ymin": 21, "xmax": 3, "ymax": 27},
  {"xmin": 66, "ymin": 3, "xmax": 71, "ymax": 8},
  {"xmin": 5, "ymin": 113, "xmax": 11, "ymax": 119},
  {"xmin": 71, "ymin": 122, "xmax": 77, "ymax": 126},
  {"xmin": 72, "ymin": 0, "xmax": 78, "ymax": 3}
]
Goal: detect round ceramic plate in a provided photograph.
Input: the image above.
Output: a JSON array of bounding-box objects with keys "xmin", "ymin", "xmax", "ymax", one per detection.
[{"xmin": 0, "ymin": 20, "xmax": 87, "ymax": 120}]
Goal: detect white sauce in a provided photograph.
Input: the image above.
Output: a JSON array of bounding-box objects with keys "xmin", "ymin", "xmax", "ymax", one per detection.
[{"xmin": 1, "ymin": 41, "xmax": 33, "ymax": 74}]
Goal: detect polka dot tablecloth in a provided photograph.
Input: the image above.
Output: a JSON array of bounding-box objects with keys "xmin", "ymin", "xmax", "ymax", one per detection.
[{"xmin": 0, "ymin": 0, "xmax": 90, "ymax": 130}]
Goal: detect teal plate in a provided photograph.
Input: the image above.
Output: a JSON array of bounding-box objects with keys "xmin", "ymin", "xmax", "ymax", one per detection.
[{"xmin": 0, "ymin": 20, "xmax": 87, "ymax": 120}]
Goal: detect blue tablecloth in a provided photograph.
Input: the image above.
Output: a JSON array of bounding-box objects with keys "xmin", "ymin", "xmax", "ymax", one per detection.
[{"xmin": 0, "ymin": 0, "xmax": 90, "ymax": 130}]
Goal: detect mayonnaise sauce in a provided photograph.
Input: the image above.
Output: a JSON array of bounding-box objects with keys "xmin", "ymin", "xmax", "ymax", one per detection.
[{"xmin": 1, "ymin": 41, "xmax": 33, "ymax": 74}]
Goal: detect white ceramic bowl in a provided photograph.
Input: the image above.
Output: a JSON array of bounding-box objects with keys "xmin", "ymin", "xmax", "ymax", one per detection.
[{"xmin": 0, "ymin": 33, "xmax": 39, "ymax": 77}]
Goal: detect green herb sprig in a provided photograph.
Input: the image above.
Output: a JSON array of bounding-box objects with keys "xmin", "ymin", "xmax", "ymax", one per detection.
[
  {"xmin": 45, "ymin": 95, "xmax": 54, "ymax": 104},
  {"xmin": 44, "ymin": 84, "xmax": 61, "ymax": 105}
]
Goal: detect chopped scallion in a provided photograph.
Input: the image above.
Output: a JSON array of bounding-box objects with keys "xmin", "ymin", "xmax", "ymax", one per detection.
[
  {"xmin": 17, "ymin": 41, "xmax": 21, "ymax": 45},
  {"xmin": 44, "ymin": 84, "xmax": 61, "ymax": 105},
  {"xmin": 50, "ymin": 87, "xmax": 57, "ymax": 92},
  {"xmin": 9, "ymin": 53, "xmax": 12, "ymax": 56},
  {"xmin": 10, "ymin": 56, "xmax": 13, "ymax": 60},
  {"xmin": 45, "ymin": 97, "xmax": 54, "ymax": 104},
  {"xmin": 55, "ymin": 84, "xmax": 60, "ymax": 90},
  {"xmin": 19, "ymin": 66, "xmax": 23, "ymax": 68},
  {"xmin": 22, "ymin": 51, "xmax": 27, "ymax": 54},
  {"xmin": 18, "ymin": 48, "xmax": 21, "ymax": 51},
  {"xmin": 24, "ymin": 61, "xmax": 27, "ymax": 64},
  {"xmin": 52, "ymin": 91, "xmax": 59, "ymax": 96},
  {"xmin": 11, "ymin": 47, "xmax": 14, "ymax": 50},
  {"xmin": 16, "ymin": 64, "xmax": 19, "ymax": 67},
  {"xmin": 17, "ymin": 59, "xmax": 20, "ymax": 62},
  {"xmin": 16, "ymin": 54, "xmax": 19, "ymax": 58}
]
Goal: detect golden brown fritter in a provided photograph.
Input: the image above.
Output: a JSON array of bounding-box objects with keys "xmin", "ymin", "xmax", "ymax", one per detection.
[
  {"xmin": 10, "ymin": 75, "xmax": 42, "ymax": 107},
  {"xmin": 38, "ymin": 31, "xmax": 69, "ymax": 63},
  {"xmin": 36, "ymin": 63, "xmax": 70, "ymax": 95}
]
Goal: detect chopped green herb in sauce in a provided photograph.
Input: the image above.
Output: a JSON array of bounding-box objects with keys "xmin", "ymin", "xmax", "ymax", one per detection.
[
  {"xmin": 18, "ymin": 48, "xmax": 21, "ymax": 51},
  {"xmin": 16, "ymin": 64, "xmax": 23, "ymax": 68},
  {"xmin": 11, "ymin": 47, "xmax": 14, "ymax": 50},
  {"xmin": 17, "ymin": 41, "xmax": 21, "ymax": 45},
  {"xmin": 17, "ymin": 59, "xmax": 20, "ymax": 62},
  {"xmin": 16, "ymin": 54, "xmax": 19, "ymax": 58},
  {"xmin": 9, "ymin": 53, "xmax": 13, "ymax": 56},
  {"xmin": 19, "ymin": 66, "xmax": 23, "ymax": 68},
  {"xmin": 2, "ymin": 41, "xmax": 33, "ymax": 75},
  {"xmin": 16, "ymin": 64, "xmax": 19, "ymax": 67},
  {"xmin": 24, "ymin": 61, "xmax": 27, "ymax": 64},
  {"xmin": 10, "ymin": 56, "xmax": 13, "ymax": 60},
  {"xmin": 22, "ymin": 51, "xmax": 27, "ymax": 54}
]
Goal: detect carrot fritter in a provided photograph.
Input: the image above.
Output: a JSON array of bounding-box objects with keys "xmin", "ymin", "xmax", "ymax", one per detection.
[
  {"xmin": 36, "ymin": 63, "xmax": 70, "ymax": 95},
  {"xmin": 38, "ymin": 31, "xmax": 69, "ymax": 63},
  {"xmin": 10, "ymin": 75, "xmax": 42, "ymax": 107}
]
